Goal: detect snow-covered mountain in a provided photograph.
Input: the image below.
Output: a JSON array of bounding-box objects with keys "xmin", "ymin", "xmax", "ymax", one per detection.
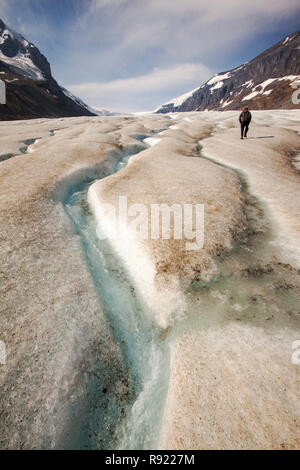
[
  {"xmin": 0, "ymin": 19, "xmax": 51, "ymax": 81},
  {"xmin": 0, "ymin": 19, "xmax": 99, "ymax": 120},
  {"xmin": 157, "ymin": 31, "xmax": 300, "ymax": 113},
  {"xmin": 61, "ymin": 87, "xmax": 117, "ymax": 116},
  {"xmin": 91, "ymin": 106, "xmax": 120, "ymax": 116}
]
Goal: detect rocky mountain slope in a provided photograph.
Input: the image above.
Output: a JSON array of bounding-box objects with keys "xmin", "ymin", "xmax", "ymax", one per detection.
[
  {"xmin": 157, "ymin": 31, "xmax": 300, "ymax": 113},
  {"xmin": 0, "ymin": 19, "xmax": 96, "ymax": 120}
]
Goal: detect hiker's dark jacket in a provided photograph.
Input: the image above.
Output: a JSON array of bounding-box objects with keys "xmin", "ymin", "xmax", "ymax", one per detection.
[{"xmin": 239, "ymin": 110, "xmax": 252, "ymax": 124}]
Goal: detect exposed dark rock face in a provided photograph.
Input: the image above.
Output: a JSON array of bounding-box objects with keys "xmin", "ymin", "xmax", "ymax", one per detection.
[
  {"xmin": 0, "ymin": 19, "xmax": 95, "ymax": 120},
  {"xmin": 157, "ymin": 31, "xmax": 300, "ymax": 113}
]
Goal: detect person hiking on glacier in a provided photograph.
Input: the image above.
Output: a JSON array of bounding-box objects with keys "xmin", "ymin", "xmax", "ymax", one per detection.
[{"xmin": 239, "ymin": 106, "xmax": 252, "ymax": 139}]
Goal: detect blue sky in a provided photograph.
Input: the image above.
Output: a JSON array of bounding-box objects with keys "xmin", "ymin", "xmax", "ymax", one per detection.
[{"xmin": 0, "ymin": 0, "xmax": 300, "ymax": 112}]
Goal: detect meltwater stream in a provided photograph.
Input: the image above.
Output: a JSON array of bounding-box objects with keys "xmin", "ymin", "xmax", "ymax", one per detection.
[
  {"xmin": 62, "ymin": 124, "xmax": 300, "ymax": 450},
  {"xmin": 63, "ymin": 136, "xmax": 170, "ymax": 450}
]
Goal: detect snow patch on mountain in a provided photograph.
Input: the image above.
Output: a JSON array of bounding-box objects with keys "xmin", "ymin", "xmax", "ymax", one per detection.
[
  {"xmin": 0, "ymin": 49, "xmax": 44, "ymax": 80},
  {"xmin": 0, "ymin": 21, "xmax": 47, "ymax": 80},
  {"xmin": 156, "ymin": 31, "xmax": 300, "ymax": 113},
  {"xmin": 157, "ymin": 72, "xmax": 233, "ymax": 110},
  {"xmin": 221, "ymin": 98, "xmax": 233, "ymax": 108},
  {"xmin": 282, "ymin": 35, "xmax": 294, "ymax": 45},
  {"xmin": 61, "ymin": 87, "xmax": 96, "ymax": 114},
  {"xmin": 206, "ymin": 72, "xmax": 231, "ymax": 93},
  {"xmin": 0, "ymin": 19, "xmax": 103, "ymax": 118},
  {"xmin": 206, "ymin": 72, "xmax": 231, "ymax": 86},
  {"xmin": 92, "ymin": 106, "xmax": 119, "ymax": 116},
  {"xmin": 162, "ymin": 86, "xmax": 200, "ymax": 107},
  {"xmin": 242, "ymin": 80, "xmax": 254, "ymax": 88},
  {"xmin": 0, "ymin": 28, "xmax": 10, "ymax": 45},
  {"xmin": 242, "ymin": 75, "xmax": 300, "ymax": 102},
  {"xmin": 62, "ymin": 88, "xmax": 117, "ymax": 116},
  {"xmin": 278, "ymin": 74, "xmax": 300, "ymax": 82},
  {"xmin": 242, "ymin": 78, "xmax": 277, "ymax": 101}
]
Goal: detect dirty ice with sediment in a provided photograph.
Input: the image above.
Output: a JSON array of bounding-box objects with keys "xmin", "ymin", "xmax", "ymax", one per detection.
[{"xmin": 0, "ymin": 110, "xmax": 299, "ymax": 449}]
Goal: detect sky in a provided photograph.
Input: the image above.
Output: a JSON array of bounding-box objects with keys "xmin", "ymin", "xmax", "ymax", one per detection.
[{"xmin": 0, "ymin": 0, "xmax": 299, "ymax": 112}]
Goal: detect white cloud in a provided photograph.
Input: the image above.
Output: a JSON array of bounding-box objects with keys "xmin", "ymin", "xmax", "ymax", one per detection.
[
  {"xmin": 64, "ymin": 0, "xmax": 300, "ymax": 111},
  {"xmin": 0, "ymin": 0, "xmax": 11, "ymax": 21},
  {"xmin": 0, "ymin": 0, "xmax": 60, "ymax": 47},
  {"xmin": 69, "ymin": 63, "xmax": 211, "ymax": 95},
  {"xmin": 73, "ymin": 0, "xmax": 300, "ymax": 73},
  {"xmin": 89, "ymin": 0, "xmax": 128, "ymax": 10},
  {"xmin": 2, "ymin": 0, "xmax": 300, "ymax": 112},
  {"xmin": 150, "ymin": 0, "xmax": 300, "ymax": 18},
  {"xmin": 67, "ymin": 62, "xmax": 213, "ymax": 112}
]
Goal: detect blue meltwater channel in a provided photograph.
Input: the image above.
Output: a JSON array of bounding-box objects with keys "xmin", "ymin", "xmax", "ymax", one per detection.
[{"xmin": 63, "ymin": 135, "xmax": 170, "ymax": 450}]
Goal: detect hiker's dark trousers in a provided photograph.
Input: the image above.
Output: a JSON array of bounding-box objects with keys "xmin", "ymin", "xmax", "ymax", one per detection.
[{"xmin": 241, "ymin": 122, "xmax": 249, "ymax": 137}]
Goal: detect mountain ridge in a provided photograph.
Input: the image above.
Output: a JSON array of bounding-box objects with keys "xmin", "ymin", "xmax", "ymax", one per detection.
[
  {"xmin": 156, "ymin": 31, "xmax": 300, "ymax": 113},
  {"xmin": 0, "ymin": 19, "xmax": 97, "ymax": 120}
]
